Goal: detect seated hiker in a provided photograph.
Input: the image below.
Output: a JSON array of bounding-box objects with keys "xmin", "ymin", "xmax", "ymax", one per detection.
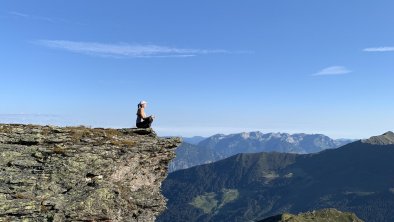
[{"xmin": 136, "ymin": 100, "xmax": 155, "ymax": 128}]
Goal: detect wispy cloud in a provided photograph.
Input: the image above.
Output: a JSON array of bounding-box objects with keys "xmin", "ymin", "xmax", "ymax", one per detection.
[
  {"xmin": 0, "ymin": 113, "xmax": 59, "ymax": 118},
  {"xmin": 35, "ymin": 40, "xmax": 231, "ymax": 58},
  {"xmin": 312, "ymin": 66, "xmax": 352, "ymax": 76},
  {"xmin": 0, "ymin": 113, "xmax": 62, "ymax": 125},
  {"xmin": 154, "ymin": 126, "xmax": 265, "ymax": 137},
  {"xmin": 8, "ymin": 11, "xmax": 29, "ymax": 17},
  {"xmin": 8, "ymin": 11, "xmax": 58, "ymax": 23},
  {"xmin": 363, "ymin": 47, "xmax": 394, "ymax": 52}
]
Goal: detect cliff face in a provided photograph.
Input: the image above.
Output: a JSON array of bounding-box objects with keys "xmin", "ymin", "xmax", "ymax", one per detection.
[{"xmin": 0, "ymin": 124, "xmax": 181, "ymax": 222}]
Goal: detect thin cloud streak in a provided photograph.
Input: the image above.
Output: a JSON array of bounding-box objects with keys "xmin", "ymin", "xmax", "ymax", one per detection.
[
  {"xmin": 0, "ymin": 113, "xmax": 59, "ymax": 118},
  {"xmin": 155, "ymin": 126, "xmax": 266, "ymax": 137},
  {"xmin": 363, "ymin": 47, "xmax": 394, "ymax": 52},
  {"xmin": 312, "ymin": 66, "xmax": 352, "ymax": 76},
  {"xmin": 35, "ymin": 40, "xmax": 231, "ymax": 58},
  {"xmin": 8, "ymin": 11, "xmax": 29, "ymax": 17},
  {"xmin": 0, "ymin": 113, "xmax": 63, "ymax": 125},
  {"xmin": 8, "ymin": 11, "xmax": 57, "ymax": 23}
]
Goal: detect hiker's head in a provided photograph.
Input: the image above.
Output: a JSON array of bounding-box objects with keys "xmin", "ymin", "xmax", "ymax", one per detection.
[{"xmin": 138, "ymin": 100, "xmax": 147, "ymax": 108}]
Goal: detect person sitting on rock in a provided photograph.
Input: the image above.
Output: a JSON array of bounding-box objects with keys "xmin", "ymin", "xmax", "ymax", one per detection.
[{"xmin": 136, "ymin": 100, "xmax": 155, "ymax": 128}]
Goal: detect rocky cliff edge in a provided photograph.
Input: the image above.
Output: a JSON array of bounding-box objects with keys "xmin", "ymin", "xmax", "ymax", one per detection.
[{"xmin": 0, "ymin": 124, "xmax": 181, "ymax": 222}]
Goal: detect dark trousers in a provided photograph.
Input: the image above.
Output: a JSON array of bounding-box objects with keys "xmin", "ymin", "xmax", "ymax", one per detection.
[{"xmin": 136, "ymin": 116, "xmax": 154, "ymax": 128}]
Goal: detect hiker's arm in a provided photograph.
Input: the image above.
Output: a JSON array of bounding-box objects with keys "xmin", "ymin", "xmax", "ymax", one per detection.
[
  {"xmin": 138, "ymin": 108, "xmax": 146, "ymax": 118},
  {"xmin": 139, "ymin": 108, "xmax": 154, "ymax": 120}
]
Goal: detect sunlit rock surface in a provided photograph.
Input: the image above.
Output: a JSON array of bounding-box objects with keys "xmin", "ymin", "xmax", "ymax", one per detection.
[{"xmin": 0, "ymin": 124, "xmax": 181, "ymax": 221}]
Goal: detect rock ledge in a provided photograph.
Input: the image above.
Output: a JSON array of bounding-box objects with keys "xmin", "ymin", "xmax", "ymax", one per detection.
[{"xmin": 0, "ymin": 124, "xmax": 181, "ymax": 222}]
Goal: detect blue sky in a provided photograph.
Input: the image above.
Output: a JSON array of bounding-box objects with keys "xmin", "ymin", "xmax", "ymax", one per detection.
[{"xmin": 1, "ymin": 0, "xmax": 394, "ymax": 139}]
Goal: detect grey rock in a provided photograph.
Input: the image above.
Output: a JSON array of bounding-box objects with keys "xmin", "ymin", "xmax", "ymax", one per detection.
[
  {"xmin": 0, "ymin": 124, "xmax": 181, "ymax": 222},
  {"xmin": 362, "ymin": 131, "xmax": 394, "ymax": 145}
]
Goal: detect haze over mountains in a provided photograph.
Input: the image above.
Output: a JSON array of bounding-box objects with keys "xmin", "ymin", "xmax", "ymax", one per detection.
[
  {"xmin": 159, "ymin": 132, "xmax": 394, "ymax": 222},
  {"xmin": 169, "ymin": 132, "xmax": 354, "ymax": 172},
  {"xmin": 182, "ymin": 136, "xmax": 207, "ymax": 145}
]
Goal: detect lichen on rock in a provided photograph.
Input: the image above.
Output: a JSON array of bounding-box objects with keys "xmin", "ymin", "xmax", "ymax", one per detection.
[{"xmin": 0, "ymin": 124, "xmax": 181, "ymax": 222}]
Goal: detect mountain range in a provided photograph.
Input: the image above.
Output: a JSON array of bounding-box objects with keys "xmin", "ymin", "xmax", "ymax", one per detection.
[
  {"xmin": 159, "ymin": 131, "xmax": 394, "ymax": 222},
  {"xmin": 169, "ymin": 132, "xmax": 354, "ymax": 172}
]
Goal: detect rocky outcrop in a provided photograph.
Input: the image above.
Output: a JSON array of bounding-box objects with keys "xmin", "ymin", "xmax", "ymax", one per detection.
[
  {"xmin": 0, "ymin": 124, "xmax": 181, "ymax": 221},
  {"xmin": 362, "ymin": 131, "xmax": 394, "ymax": 145},
  {"xmin": 259, "ymin": 208, "xmax": 364, "ymax": 222}
]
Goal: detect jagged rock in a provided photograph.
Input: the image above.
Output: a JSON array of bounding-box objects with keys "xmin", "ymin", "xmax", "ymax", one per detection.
[
  {"xmin": 259, "ymin": 208, "xmax": 364, "ymax": 222},
  {"xmin": 0, "ymin": 124, "xmax": 181, "ymax": 222},
  {"xmin": 362, "ymin": 131, "xmax": 394, "ymax": 145}
]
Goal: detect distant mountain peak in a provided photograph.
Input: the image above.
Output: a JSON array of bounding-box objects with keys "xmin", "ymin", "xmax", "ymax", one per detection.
[
  {"xmin": 240, "ymin": 132, "xmax": 251, "ymax": 139},
  {"xmin": 362, "ymin": 131, "xmax": 394, "ymax": 145},
  {"xmin": 237, "ymin": 131, "xmax": 265, "ymax": 139}
]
